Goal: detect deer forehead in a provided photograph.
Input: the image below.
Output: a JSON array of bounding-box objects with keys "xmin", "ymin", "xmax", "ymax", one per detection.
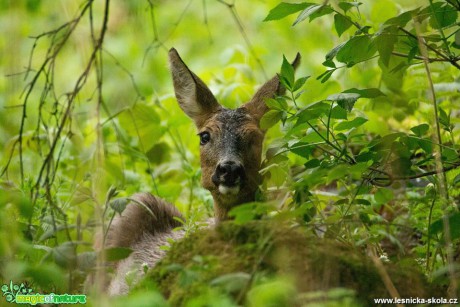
[
  {"xmin": 199, "ymin": 108, "xmax": 263, "ymax": 156},
  {"xmin": 202, "ymin": 108, "xmax": 261, "ymax": 135}
]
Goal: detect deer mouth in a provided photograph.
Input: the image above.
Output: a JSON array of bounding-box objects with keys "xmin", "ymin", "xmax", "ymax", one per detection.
[{"xmin": 218, "ymin": 183, "xmax": 240, "ymax": 196}]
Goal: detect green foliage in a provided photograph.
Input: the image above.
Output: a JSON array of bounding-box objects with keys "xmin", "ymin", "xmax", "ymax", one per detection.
[
  {"xmin": 145, "ymin": 220, "xmax": 435, "ymax": 306},
  {"xmin": 1, "ymin": 0, "xmax": 460, "ymax": 304}
]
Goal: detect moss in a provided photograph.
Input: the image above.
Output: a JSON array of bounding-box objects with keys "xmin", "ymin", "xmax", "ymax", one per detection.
[{"xmin": 135, "ymin": 220, "xmax": 440, "ymax": 306}]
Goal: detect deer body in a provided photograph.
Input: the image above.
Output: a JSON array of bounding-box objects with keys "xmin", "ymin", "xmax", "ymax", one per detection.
[{"xmin": 97, "ymin": 49, "xmax": 300, "ymax": 295}]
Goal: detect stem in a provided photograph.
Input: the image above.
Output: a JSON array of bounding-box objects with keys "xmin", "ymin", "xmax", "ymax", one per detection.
[
  {"xmin": 414, "ymin": 18, "xmax": 457, "ymax": 298},
  {"xmin": 426, "ymin": 196, "xmax": 436, "ymax": 274}
]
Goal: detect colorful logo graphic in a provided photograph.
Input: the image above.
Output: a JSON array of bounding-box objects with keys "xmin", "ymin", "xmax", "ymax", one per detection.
[{"xmin": 1, "ymin": 281, "xmax": 86, "ymax": 305}]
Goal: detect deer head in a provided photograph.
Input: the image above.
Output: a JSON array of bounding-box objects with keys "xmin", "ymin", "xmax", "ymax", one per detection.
[{"xmin": 169, "ymin": 48, "xmax": 300, "ymax": 221}]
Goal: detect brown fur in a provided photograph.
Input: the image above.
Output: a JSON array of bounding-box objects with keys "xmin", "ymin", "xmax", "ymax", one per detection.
[{"xmin": 89, "ymin": 49, "xmax": 301, "ymax": 294}]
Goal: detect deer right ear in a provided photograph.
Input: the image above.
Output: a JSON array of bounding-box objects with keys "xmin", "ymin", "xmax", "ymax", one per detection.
[
  {"xmin": 243, "ymin": 53, "xmax": 301, "ymax": 125},
  {"xmin": 169, "ymin": 48, "xmax": 221, "ymax": 128}
]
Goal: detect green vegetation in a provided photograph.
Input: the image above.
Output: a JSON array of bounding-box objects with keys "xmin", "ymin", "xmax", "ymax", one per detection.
[
  {"xmin": 142, "ymin": 220, "xmax": 434, "ymax": 306},
  {"xmin": 1, "ymin": 0, "xmax": 459, "ymax": 306}
]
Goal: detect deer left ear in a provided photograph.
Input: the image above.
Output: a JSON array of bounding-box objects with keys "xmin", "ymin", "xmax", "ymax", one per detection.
[
  {"xmin": 169, "ymin": 48, "xmax": 221, "ymax": 128},
  {"xmin": 242, "ymin": 53, "xmax": 301, "ymax": 124}
]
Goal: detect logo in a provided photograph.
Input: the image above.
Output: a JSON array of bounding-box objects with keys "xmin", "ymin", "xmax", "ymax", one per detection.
[{"xmin": 1, "ymin": 281, "xmax": 86, "ymax": 305}]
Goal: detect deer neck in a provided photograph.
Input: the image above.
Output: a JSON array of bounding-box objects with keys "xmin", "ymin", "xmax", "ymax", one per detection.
[{"xmin": 212, "ymin": 190, "xmax": 256, "ymax": 222}]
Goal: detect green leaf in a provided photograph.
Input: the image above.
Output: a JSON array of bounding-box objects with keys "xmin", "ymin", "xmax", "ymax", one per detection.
[
  {"xmin": 375, "ymin": 30, "xmax": 397, "ymax": 67},
  {"xmin": 354, "ymin": 199, "xmax": 371, "ymax": 206},
  {"xmin": 334, "ymin": 13, "xmax": 353, "ymax": 37},
  {"xmin": 429, "ymin": 212, "xmax": 460, "ymax": 241},
  {"xmin": 336, "ymin": 35, "xmax": 376, "ymax": 65},
  {"xmin": 334, "ymin": 199, "xmax": 349, "ymax": 206},
  {"xmin": 296, "ymin": 101, "xmax": 330, "ymax": 122},
  {"xmin": 334, "ymin": 117, "xmax": 368, "ymax": 131},
  {"xmin": 322, "ymin": 59, "xmax": 336, "ymax": 68},
  {"xmin": 265, "ymin": 98, "xmax": 288, "ymax": 111},
  {"xmin": 326, "ymin": 42, "xmax": 346, "ymax": 61},
  {"xmin": 264, "ymin": 2, "xmax": 311, "ymax": 21},
  {"xmin": 410, "ymin": 123, "xmax": 429, "ymax": 137},
  {"xmin": 327, "ymin": 92, "xmax": 360, "ymax": 102},
  {"xmin": 327, "ymin": 164, "xmax": 350, "ymax": 183},
  {"xmin": 330, "ymin": 105, "xmax": 347, "ymax": 119},
  {"xmin": 316, "ymin": 69, "xmax": 335, "ymax": 83},
  {"xmin": 210, "ymin": 272, "xmax": 250, "ymax": 293},
  {"xmin": 260, "ymin": 110, "xmax": 283, "ymax": 129},
  {"xmin": 374, "ymin": 188, "xmax": 394, "ymax": 204},
  {"xmin": 438, "ymin": 108, "xmax": 452, "ymax": 131},
  {"xmin": 383, "ymin": 9, "xmax": 419, "ymax": 27},
  {"xmin": 343, "ymin": 88, "xmax": 385, "ymax": 98},
  {"xmin": 52, "ymin": 242, "xmax": 76, "ymax": 268},
  {"xmin": 110, "ymin": 198, "xmax": 129, "ymax": 214},
  {"xmin": 428, "ymin": 3, "xmax": 458, "ymax": 29},
  {"xmin": 77, "ymin": 252, "xmax": 97, "ymax": 271},
  {"xmin": 280, "ymin": 55, "xmax": 294, "ymax": 89},
  {"xmin": 326, "ymin": 89, "xmax": 384, "ymax": 113},
  {"xmin": 327, "ymin": 93, "xmax": 360, "ymax": 112},
  {"xmin": 304, "ymin": 158, "xmax": 320, "ymax": 169},
  {"xmin": 293, "ymin": 5, "xmax": 333, "ymax": 26},
  {"xmin": 391, "ymin": 157, "xmax": 412, "ymax": 175},
  {"xmin": 293, "ymin": 76, "xmax": 310, "ymax": 91},
  {"xmin": 414, "ymin": 137, "xmax": 432, "ymax": 154},
  {"xmin": 453, "ymin": 174, "xmax": 460, "ymax": 186},
  {"xmin": 146, "ymin": 142, "xmax": 170, "ymax": 165},
  {"xmin": 290, "ymin": 142, "xmax": 314, "ymax": 158},
  {"xmin": 228, "ymin": 202, "xmax": 274, "ymax": 224},
  {"xmin": 104, "ymin": 247, "xmax": 133, "ymax": 261},
  {"xmin": 442, "ymin": 147, "xmax": 458, "ymax": 162},
  {"xmin": 338, "ymin": 1, "xmax": 362, "ymax": 13}
]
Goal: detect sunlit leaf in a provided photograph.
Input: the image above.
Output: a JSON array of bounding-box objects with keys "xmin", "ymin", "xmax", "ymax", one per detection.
[
  {"xmin": 264, "ymin": 2, "xmax": 311, "ymax": 21},
  {"xmin": 330, "ymin": 105, "xmax": 347, "ymax": 119},
  {"xmin": 293, "ymin": 76, "xmax": 310, "ymax": 91},
  {"xmin": 327, "ymin": 92, "xmax": 360, "ymax": 112},
  {"xmin": 338, "ymin": 1, "xmax": 362, "ymax": 13},
  {"xmin": 293, "ymin": 5, "xmax": 333, "ymax": 26},
  {"xmin": 453, "ymin": 174, "xmax": 460, "ymax": 186},
  {"xmin": 374, "ymin": 30, "xmax": 397, "ymax": 67},
  {"xmin": 280, "ymin": 55, "xmax": 294, "ymax": 88},
  {"xmin": 327, "ymin": 164, "xmax": 350, "ymax": 183},
  {"xmin": 260, "ymin": 110, "xmax": 283, "ymax": 129},
  {"xmin": 374, "ymin": 188, "xmax": 394, "ymax": 204},
  {"xmin": 334, "ymin": 13, "xmax": 353, "ymax": 37},
  {"xmin": 296, "ymin": 101, "xmax": 330, "ymax": 122},
  {"xmin": 410, "ymin": 124, "xmax": 429, "ymax": 137},
  {"xmin": 335, "ymin": 35, "xmax": 376, "ymax": 65},
  {"xmin": 427, "ymin": 3, "xmax": 458, "ymax": 29},
  {"xmin": 265, "ymin": 98, "xmax": 288, "ymax": 111},
  {"xmin": 327, "ymin": 92, "xmax": 360, "ymax": 102},
  {"xmin": 290, "ymin": 142, "xmax": 314, "ymax": 158},
  {"xmin": 334, "ymin": 117, "xmax": 368, "ymax": 131},
  {"xmin": 316, "ymin": 69, "xmax": 335, "ymax": 83},
  {"xmin": 383, "ymin": 8, "xmax": 419, "ymax": 27}
]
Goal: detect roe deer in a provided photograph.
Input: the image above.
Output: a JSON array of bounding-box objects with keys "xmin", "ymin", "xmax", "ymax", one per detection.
[{"xmin": 94, "ymin": 48, "xmax": 301, "ymax": 295}]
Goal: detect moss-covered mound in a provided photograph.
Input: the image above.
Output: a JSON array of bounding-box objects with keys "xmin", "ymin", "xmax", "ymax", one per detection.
[{"xmin": 136, "ymin": 220, "xmax": 439, "ymax": 306}]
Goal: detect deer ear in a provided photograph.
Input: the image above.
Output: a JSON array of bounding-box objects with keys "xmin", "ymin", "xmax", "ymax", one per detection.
[
  {"xmin": 242, "ymin": 53, "xmax": 301, "ymax": 124},
  {"xmin": 169, "ymin": 48, "xmax": 221, "ymax": 128}
]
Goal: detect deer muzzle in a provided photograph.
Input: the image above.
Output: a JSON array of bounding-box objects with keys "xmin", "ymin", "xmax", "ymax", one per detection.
[{"xmin": 212, "ymin": 160, "xmax": 245, "ymax": 196}]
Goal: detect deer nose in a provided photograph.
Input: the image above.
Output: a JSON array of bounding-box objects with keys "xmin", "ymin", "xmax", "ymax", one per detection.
[{"xmin": 212, "ymin": 161, "xmax": 244, "ymax": 187}]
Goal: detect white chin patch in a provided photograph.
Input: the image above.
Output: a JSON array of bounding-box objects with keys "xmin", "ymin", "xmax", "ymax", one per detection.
[{"xmin": 218, "ymin": 185, "xmax": 240, "ymax": 196}]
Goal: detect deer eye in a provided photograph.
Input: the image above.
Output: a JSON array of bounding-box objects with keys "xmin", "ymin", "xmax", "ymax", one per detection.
[{"xmin": 199, "ymin": 132, "xmax": 210, "ymax": 145}]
